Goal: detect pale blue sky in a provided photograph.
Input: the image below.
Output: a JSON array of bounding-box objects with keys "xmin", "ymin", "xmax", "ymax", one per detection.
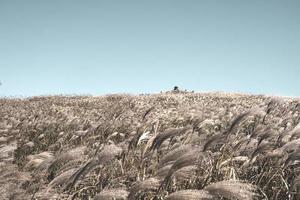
[{"xmin": 0, "ymin": 0, "xmax": 299, "ymax": 97}]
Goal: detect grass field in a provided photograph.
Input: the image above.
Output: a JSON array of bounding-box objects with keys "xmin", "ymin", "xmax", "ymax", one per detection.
[{"xmin": 1, "ymin": 92, "xmax": 300, "ymax": 199}]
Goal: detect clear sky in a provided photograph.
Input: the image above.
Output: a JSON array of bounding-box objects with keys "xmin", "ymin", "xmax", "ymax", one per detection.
[{"xmin": 0, "ymin": 0, "xmax": 299, "ymax": 97}]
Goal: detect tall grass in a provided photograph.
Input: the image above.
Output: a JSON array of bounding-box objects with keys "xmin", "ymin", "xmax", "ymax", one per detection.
[{"xmin": 0, "ymin": 92, "xmax": 300, "ymax": 199}]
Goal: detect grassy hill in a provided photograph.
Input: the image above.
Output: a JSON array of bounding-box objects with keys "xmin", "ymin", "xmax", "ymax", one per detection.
[{"xmin": 1, "ymin": 92, "xmax": 300, "ymax": 199}]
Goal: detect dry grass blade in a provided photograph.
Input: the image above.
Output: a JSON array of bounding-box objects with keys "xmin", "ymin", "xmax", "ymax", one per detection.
[
  {"xmin": 137, "ymin": 131, "xmax": 151, "ymax": 146},
  {"xmin": 142, "ymin": 106, "xmax": 155, "ymax": 121},
  {"xmin": 292, "ymin": 175, "xmax": 300, "ymax": 194},
  {"xmin": 280, "ymin": 138, "xmax": 300, "ymax": 153},
  {"xmin": 47, "ymin": 146, "xmax": 86, "ymax": 174},
  {"xmin": 219, "ymin": 156, "xmax": 249, "ymax": 168},
  {"xmin": 205, "ymin": 180, "xmax": 257, "ymax": 200},
  {"xmin": 249, "ymin": 125, "xmax": 265, "ymax": 139},
  {"xmin": 166, "ymin": 149, "xmax": 202, "ymax": 173},
  {"xmin": 128, "ymin": 126, "xmax": 145, "ymax": 150},
  {"xmin": 150, "ymin": 126, "xmax": 192, "ymax": 151},
  {"xmin": 290, "ymin": 129, "xmax": 300, "ymax": 140},
  {"xmin": 156, "ymin": 164, "xmax": 172, "ymax": 178},
  {"xmin": 94, "ymin": 188, "xmax": 129, "ymax": 200},
  {"xmin": 25, "ymin": 151, "xmax": 53, "ymax": 170},
  {"xmin": 141, "ymin": 121, "xmax": 159, "ymax": 157},
  {"xmin": 0, "ymin": 165, "xmax": 31, "ymax": 185},
  {"xmin": 0, "ymin": 183, "xmax": 29, "ymax": 200},
  {"xmin": 226, "ymin": 111, "xmax": 252, "ymax": 134},
  {"xmin": 48, "ymin": 167, "xmax": 79, "ymax": 190},
  {"xmin": 284, "ymin": 123, "xmax": 300, "ymax": 142},
  {"xmin": 165, "ymin": 189, "xmax": 214, "ymax": 200},
  {"xmin": 65, "ymin": 159, "xmax": 98, "ymax": 189},
  {"xmin": 161, "ymin": 149, "xmax": 207, "ymax": 188},
  {"xmin": 203, "ymin": 133, "xmax": 227, "ymax": 151},
  {"xmin": 251, "ymin": 142, "xmax": 274, "ymax": 160},
  {"xmin": 96, "ymin": 143, "xmax": 123, "ymax": 163},
  {"xmin": 66, "ymin": 144, "xmax": 123, "ymax": 188},
  {"xmin": 256, "ymin": 131, "xmax": 273, "ymax": 146},
  {"xmin": 157, "ymin": 164, "xmax": 197, "ymax": 181},
  {"xmin": 284, "ymin": 149, "xmax": 300, "ymax": 166},
  {"xmin": 0, "ymin": 142, "xmax": 17, "ymax": 161},
  {"xmin": 128, "ymin": 177, "xmax": 160, "ymax": 200},
  {"xmin": 0, "ymin": 163, "xmax": 32, "ymax": 200},
  {"xmin": 158, "ymin": 144, "xmax": 193, "ymax": 168},
  {"xmin": 173, "ymin": 166, "xmax": 197, "ymax": 181}
]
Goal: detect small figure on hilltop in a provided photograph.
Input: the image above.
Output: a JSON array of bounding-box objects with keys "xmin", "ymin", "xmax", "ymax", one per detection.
[
  {"xmin": 173, "ymin": 86, "xmax": 179, "ymax": 92},
  {"xmin": 170, "ymin": 86, "xmax": 194, "ymax": 94}
]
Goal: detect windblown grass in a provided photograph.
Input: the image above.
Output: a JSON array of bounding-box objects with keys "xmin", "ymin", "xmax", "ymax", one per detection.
[{"xmin": 0, "ymin": 92, "xmax": 300, "ymax": 199}]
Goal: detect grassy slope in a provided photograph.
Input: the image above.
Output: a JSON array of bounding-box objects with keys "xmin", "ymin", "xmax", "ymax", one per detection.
[{"xmin": 0, "ymin": 92, "xmax": 300, "ymax": 199}]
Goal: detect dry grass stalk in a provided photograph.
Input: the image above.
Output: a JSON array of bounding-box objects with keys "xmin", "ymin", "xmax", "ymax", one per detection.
[
  {"xmin": 226, "ymin": 111, "xmax": 252, "ymax": 134},
  {"xmin": 25, "ymin": 151, "xmax": 53, "ymax": 170},
  {"xmin": 94, "ymin": 188, "xmax": 129, "ymax": 200},
  {"xmin": 47, "ymin": 146, "xmax": 86, "ymax": 174},
  {"xmin": 203, "ymin": 133, "xmax": 227, "ymax": 151},
  {"xmin": 205, "ymin": 180, "xmax": 257, "ymax": 200},
  {"xmin": 128, "ymin": 177, "xmax": 160, "ymax": 200},
  {"xmin": 48, "ymin": 167, "xmax": 79, "ymax": 190},
  {"xmin": 158, "ymin": 144, "xmax": 193, "ymax": 169},
  {"xmin": 150, "ymin": 126, "xmax": 192, "ymax": 151},
  {"xmin": 161, "ymin": 149, "xmax": 207, "ymax": 188},
  {"xmin": 165, "ymin": 189, "xmax": 213, "ymax": 200},
  {"xmin": 66, "ymin": 144, "xmax": 123, "ymax": 188},
  {"xmin": 250, "ymin": 141, "xmax": 274, "ymax": 160}
]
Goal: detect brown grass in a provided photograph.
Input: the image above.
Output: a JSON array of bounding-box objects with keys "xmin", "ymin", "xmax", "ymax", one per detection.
[{"xmin": 0, "ymin": 93, "xmax": 299, "ymax": 199}]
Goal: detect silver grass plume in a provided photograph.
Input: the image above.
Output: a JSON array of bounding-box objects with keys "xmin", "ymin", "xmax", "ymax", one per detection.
[
  {"xmin": 128, "ymin": 177, "xmax": 160, "ymax": 200},
  {"xmin": 47, "ymin": 146, "xmax": 86, "ymax": 174},
  {"xmin": 94, "ymin": 188, "xmax": 129, "ymax": 200},
  {"xmin": 205, "ymin": 180, "xmax": 257, "ymax": 200},
  {"xmin": 150, "ymin": 126, "xmax": 192, "ymax": 151},
  {"xmin": 66, "ymin": 144, "xmax": 123, "ymax": 189},
  {"xmin": 158, "ymin": 144, "xmax": 193, "ymax": 169},
  {"xmin": 203, "ymin": 133, "xmax": 227, "ymax": 152},
  {"xmin": 160, "ymin": 148, "xmax": 208, "ymax": 188},
  {"xmin": 47, "ymin": 167, "xmax": 79, "ymax": 190},
  {"xmin": 25, "ymin": 151, "xmax": 53, "ymax": 170},
  {"xmin": 166, "ymin": 189, "xmax": 214, "ymax": 200}
]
